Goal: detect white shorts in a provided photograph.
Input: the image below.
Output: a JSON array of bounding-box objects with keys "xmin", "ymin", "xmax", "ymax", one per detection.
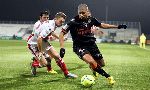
[{"xmin": 28, "ymin": 42, "xmax": 53, "ymax": 58}]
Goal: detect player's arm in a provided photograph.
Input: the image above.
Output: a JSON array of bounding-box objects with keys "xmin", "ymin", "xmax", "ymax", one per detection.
[
  {"xmin": 59, "ymin": 23, "xmax": 70, "ymax": 48},
  {"xmin": 37, "ymin": 35, "xmax": 45, "ymax": 61},
  {"xmin": 51, "ymin": 31, "xmax": 59, "ymax": 39},
  {"xmin": 59, "ymin": 31, "xmax": 66, "ymax": 48},
  {"xmin": 100, "ymin": 23, "xmax": 118, "ymax": 29},
  {"xmin": 59, "ymin": 30, "xmax": 67, "ymax": 58},
  {"xmin": 37, "ymin": 36, "xmax": 43, "ymax": 53},
  {"xmin": 100, "ymin": 23, "xmax": 127, "ymax": 29},
  {"xmin": 93, "ymin": 18, "xmax": 127, "ymax": 29},
  {"xmin": 59, "ymin": 23, "xmax": 70, "ymax": 58}
]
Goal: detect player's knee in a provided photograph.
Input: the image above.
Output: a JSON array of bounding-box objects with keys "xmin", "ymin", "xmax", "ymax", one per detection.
[{"xmin": 89, "ymin": 60, "xmax": 97, "ymax": 69}]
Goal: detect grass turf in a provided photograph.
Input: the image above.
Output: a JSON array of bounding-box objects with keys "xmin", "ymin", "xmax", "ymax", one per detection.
[{"xmin": 0, "ymin": 40, "xmax": 150, "ymax": 90}]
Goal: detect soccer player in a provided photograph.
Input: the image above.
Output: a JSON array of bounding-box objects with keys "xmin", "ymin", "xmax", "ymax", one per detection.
[
  {"xmin": 140, "ymin": 33, "xmax": 146, "ymax": 48},
  {"xmin": 37, "ymin": 12, "xmax": 77, "ymax": 78},
  {"xmin": 59, "ymin": 4, "xmax": 127, "ymax": 85},
  {"xmin": 27, "ymin": 11, "xmax": 57, "ymax": 76}
]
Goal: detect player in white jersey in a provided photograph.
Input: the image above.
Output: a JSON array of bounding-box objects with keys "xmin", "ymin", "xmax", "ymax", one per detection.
[
  {"xmin": 27, "ymin": 11, "xmax": 57, "ymax": 76},
  {"xmin": 37, "ymin": 12, "xmax": 77, "ymax": 78}
]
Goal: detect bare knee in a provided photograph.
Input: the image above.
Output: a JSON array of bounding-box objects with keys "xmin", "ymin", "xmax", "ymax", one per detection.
[
  {"xmin": 88, "ymin": 60, "xmax": 98, "ymax": 69},
  {"xmin": 97, "ymin": 59, "xmax": 105, "ymax": 67}
]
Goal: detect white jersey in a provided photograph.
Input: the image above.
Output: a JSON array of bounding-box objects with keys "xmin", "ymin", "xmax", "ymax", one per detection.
[
  {"xmin": 39, "ymin": 20, "xmax": 56, "ymax": 39},
  {"xmin": 27, "ymin": 20, "xmax": 43, "ymax": 44},
  {"xmin": 27, "ymin": 20, "xmax": 56, "ymax": 44}
]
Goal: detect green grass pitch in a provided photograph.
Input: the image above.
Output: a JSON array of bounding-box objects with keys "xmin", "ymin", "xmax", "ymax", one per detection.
[{"xmin": 0, "ymin": 40, "xmax": 150, "ymax": 90}]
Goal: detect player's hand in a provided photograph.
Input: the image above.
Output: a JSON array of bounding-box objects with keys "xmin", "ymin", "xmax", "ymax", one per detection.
[
  {"xmin": 60, "ymin": 48, "xmax": 65, "ymax": 58},
  {"xmin": 38, "ymin": 52, "xmax": 43, "ymax": 61},
  {"xmin": 91, "ymin": 25, "xmax": 97, "ymax": 33},
  {"xmin": 118, "ymin": 24, "xmax": 127, "ymax": 29}
]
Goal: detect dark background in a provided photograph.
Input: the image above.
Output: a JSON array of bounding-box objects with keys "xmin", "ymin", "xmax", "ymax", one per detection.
[{"xmin": 0, "ymin": 0, "xmax": 149, "ymax": 34}]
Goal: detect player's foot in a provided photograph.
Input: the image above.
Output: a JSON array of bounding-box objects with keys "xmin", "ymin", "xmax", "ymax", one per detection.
[
  {"xmin": 93, "ymin": 71, "xmax": 99, "ymax": 77},
  {"xmin": 32, "ymin": 60, "xmax": 40, "ymax": 67},
  {"xmin": 65, "ymin": 73, "xmax": 78, "ymax": 78},
  {"xmin": 30, "ymin": 62, "xmax": 37, "ymax": 76},
  {"xmin": 107, "ymin": 76, "xmax": 116, "ymax": 85},
  {"xmin": 47, "ymin": 69, "xmax": 58, "ymax": 74}
]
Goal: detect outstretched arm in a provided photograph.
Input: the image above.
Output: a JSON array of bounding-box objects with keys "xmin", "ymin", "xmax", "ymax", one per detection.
[
  {"xmin": 59, "ymin": 31, "xmax": 65, "ymax": 48},
  {"xmin": 100, "ymin": 23, "xmax": 127, "ymax": 29},
  {"xmin": 100, "ymin": 23, "xmax": 118, "ymax": 29},
  {"xmin": 51, "ymin": 31, "xmax": 59, "ymax": 39}
]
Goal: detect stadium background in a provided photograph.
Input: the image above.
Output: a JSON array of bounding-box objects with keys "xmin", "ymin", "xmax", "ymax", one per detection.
[
  {"xmin": 0, "ymin": 0, "xmax": 150, "ymax": 44},
  {"xmin": 0, "ymin": 1, "xmax": 150, "ymax": 90}
]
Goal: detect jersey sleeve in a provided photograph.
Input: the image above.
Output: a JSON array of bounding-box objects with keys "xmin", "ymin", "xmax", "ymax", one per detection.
[
  {"xmin": 39, "ymin": 23, "xmax": 54, "ymax": 38},
  {"xmin": 92, "ymin": 18, "xmax": 101, "ymax": 27},
  {"xmin": 61, "ymin": 19, "xmax": 74, "ymax": 34},
  {"xmin": 32, "ymin": 21, "xmax": 40, "ymax": 34}
]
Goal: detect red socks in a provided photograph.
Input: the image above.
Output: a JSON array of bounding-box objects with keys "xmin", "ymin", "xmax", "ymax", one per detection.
[
  {"xmin": 46, "ymin": 65, "xmax": 52, "ymax": 71},
  {"xmin": 56, "ymin": 58, "xmax": 69, "ymax": 75},
  {"xmin": 32, "ymin": 59, "xmax": 40, "ymax": 67}
]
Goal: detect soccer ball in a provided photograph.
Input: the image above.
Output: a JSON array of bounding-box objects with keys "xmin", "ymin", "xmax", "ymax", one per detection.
[{"xmin": 81, "ymin": 75, "xmax": 95, "ymax": 87}]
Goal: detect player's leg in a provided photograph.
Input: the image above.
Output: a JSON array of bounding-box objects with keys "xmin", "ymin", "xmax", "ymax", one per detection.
[
  {"xmin": 47, "ymin": 46, "xmax": 77, "ymax": 78},
  {"xmin": 74, "ymin": 47, "xmax": 109, "ymax": 77},
  {"xmin": 75, "ymin": 46, "xmax": 115, "ymax": 85},
  {"xmin": 143, "ymin": 42, "xmax": 146, "ymax": 48},
  {"xmin": 28, "ymin": 44, "xmax": 50, "ymax": 76},
  {"xmin": 83, "ymin": 54, "xmax": 115, "ymax": 85},
  {"xmin": 141, "ymin": 40, "xmax": 146, "ymax": 48},
  {"xmin": 95, "ymin": 57, "xmax": 105, "ymax": 67},
  {"xmin": 92, "ymin": 45, "xmax": 115, "ymax": 85},
  {"xmin": 82, "ymin": 54, "xmax": 109, "ymax": 77},
  {"xmin": 92, "ymin": 58, "xmax": 105, "ymax": 78},
  {"xmin": 140, "ymin": 41, "xmax": 142, "ymax": 48},
  {"xmin": 28, "ymin": 44, "xmax": 41, "ymax": 76},
  {"xmin": 44, "ymin": 53, "xmax": 57, "ymax": 74}
]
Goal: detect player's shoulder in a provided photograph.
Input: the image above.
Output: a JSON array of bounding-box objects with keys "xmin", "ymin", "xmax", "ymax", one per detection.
[
  {"xmin": 33, "ymin": 20, "xmax": 43, "ymax": 30},
  {"xmin": 67, "ymin": 18, "xmax": 75, "ymax": 24},
  {"xmin": 90, "ymin": 16, "xmax": 98, "ymax": 21},
  {"xmin": 66, "ymin": 16, "xmax": 79, "ymax": 26},
  {"xmin": 34, "ymin": 20, "xmax": 41, "ymax": 27},
  {"xmin": 43, "ymin": 20, "xmax": 55, "ymax": 26},
  {"xmin": 40, "ymin": 20, "xmax": 55, "ymax": 30},
  {"xmin": 70, "ymin": 18, "xmax": 75, "ymax": 22}
]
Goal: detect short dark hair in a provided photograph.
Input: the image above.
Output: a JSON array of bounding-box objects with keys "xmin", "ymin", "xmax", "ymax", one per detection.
[
  {"xmin": 40, "ymin": 11, "xmax": 49, "ymax": 17},
  {"xmin": 78, "ymin": 4, "xmax": 89, "ymax": 13},
  {"xmin": 55, "ymin": 12, "xmax": 66, "ymax": 19}
]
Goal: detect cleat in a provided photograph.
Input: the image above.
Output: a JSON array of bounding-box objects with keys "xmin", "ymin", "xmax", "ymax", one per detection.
[
  {"xmin": 47, "ymin": 69, "xmax": 58, "ymax": 74},
  {"xmin": 30, "ymin": 62, "xmax": 37, "ymax": 76},
  {"xmin": 107, "ymin": 76, "xmax": 116, "ymax": 85},
  {"xmin": 65, "ymin": 73, "xmax": 78, "ymax": 78},
  {"xmin": 93, "ymin": 71, "xmax": 99, "ymax": 78}
]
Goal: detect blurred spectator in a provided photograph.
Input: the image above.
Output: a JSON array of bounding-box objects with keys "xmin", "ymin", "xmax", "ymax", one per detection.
[{"xmin": 140, "ymin": 33, "xmax": 146, "ymax": 48}]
